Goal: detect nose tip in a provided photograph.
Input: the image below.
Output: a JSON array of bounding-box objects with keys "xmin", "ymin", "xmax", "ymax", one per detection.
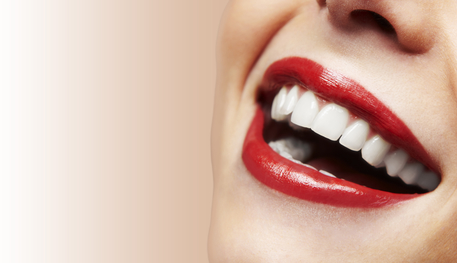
[{"xmin": 324, "ymin": 0, "xmax": 437, "ymax": 53}]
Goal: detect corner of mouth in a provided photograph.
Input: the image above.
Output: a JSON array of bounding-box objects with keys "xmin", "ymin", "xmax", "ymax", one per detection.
[{"xmin": 242, "ymin": 56, "xmax": 441, "ymax": 208}]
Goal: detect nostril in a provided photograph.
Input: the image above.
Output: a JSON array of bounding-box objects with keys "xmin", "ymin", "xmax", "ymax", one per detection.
[
  {"xmin": 369, "ymin": 11, "xmax": 395, "ymax": 34},
  {"xmin": 368, "ymin": 11, "xmax": 395, "ymax": 33},
  {"xmin": 351, "ymin": 10, "xmax": 396, "ymax": 35}
]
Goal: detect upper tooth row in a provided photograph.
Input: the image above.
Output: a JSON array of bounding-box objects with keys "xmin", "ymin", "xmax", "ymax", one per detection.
[{"xmin": 271, "ymin": 86, "xmax": 439, "ymax": 191}]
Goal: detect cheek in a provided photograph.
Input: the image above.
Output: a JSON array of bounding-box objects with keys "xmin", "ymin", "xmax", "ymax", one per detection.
[
  {"xmin": 423, "ymin": 205, "xmax": 457, "ymax": 261},
  {"xmin": 217, "ymin": 0, "xmax": 306, "ymax": 87},
  {"xmin": 213, "ymin": 0, "xmax": 307, "ymax": 169}
]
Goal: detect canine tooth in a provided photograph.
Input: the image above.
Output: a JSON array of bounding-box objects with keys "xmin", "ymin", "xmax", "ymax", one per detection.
[
  {"xmin": 398, "ymin": 162, "xmax": 424, "ymax": 185},
  {"xmin": 339, "ymin": 119, "xmax": 369, "ymax": 151},
  {"xmin": 291, "ymin": 91, "xmax": 319, "ymax": 128},
  {"xmin": 416, "ymin": 171, "xmax": 439, "ymax": 191},
  {"xmin": 319, "ymin": 170, "xmax": 336, "ymax": 178},
  {"xmin": 271, "ymin": 87, "xmax": 288, "ymax": 121},
  {"xmin": 361, "ymin": 135, "xmax": 391, "ymax": 166},
  {"xmin": 271, "ymin": 99, "xmax": 278, "ymax": 119},
  {"xmin": 279, "ymin": 85, "xmax": 299, "ymax": 115},
  {"xmin": 384, "ymin": 149, "xmax": 409, "ymax": 176},
  {"xmin": 311, "ymin": 103, "xmax": 349, "ymax": 141}
]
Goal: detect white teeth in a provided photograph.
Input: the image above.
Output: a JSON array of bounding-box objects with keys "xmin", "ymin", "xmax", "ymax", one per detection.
[
  {"xmin": 303, "ymin": 164, "xmax": 318, "ymax": 170},
  {"xmin": 269, "ymin": 139, "xmax": 318, "ymax": 170},
  {"xmin": 291, "ymin": 91, "xmax": 319, "ymax": 128},
  {"xmin": 375, "ymin": 161, "xmax": 386, "ymax": 168},
  {"xmin": 339, "ymin": 119, "xmax": 369, "ymax": 151},
  {"xmin": 269, "ymin": 87, "xmax": 440, "ymax": 191},
  {"xmin": 361, "ymin": 135, "xmax": 391, "ymax": 166},
  {"xmin": 398, "ymin": 162, "xmax": 424, "ymax": 185},
  {"xmin": 268, "ymin": 138, "xmax": 312, "ymax": 163},
  {"xmin": 311, "ymin": 104, "xmax": 349, "ymax": 141},
  {"xmin": 279, "ymin": 85, "xmax": 299, "ymax": 115},
  {"xmin": 384, "ymin": 149, "xmax": 409, "ymax": 177},
  {"xmin": 416, "ymin": 171, "xmax": 439, "ymax": 191},
  {"xmin": 279, "ymin": 151, "xmax": 294, "ymax": 160},
  {"xmin": 319, "ymin": 170, "xmax": 336, "ymax": 178},
  {"xmin": 271, "ymin": 87, "xmax": 288, "ymax": 121}
]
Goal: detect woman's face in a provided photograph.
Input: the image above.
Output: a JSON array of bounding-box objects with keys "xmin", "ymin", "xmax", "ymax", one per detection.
[{"xmin": 209, "ymin": 0, "xmax": 457, "ymax": 261}]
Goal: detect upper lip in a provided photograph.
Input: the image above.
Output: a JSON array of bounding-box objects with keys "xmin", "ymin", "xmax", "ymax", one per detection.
[{"xmin": 242, "ymin": 56, "xmax": 439, "ymax": 208}]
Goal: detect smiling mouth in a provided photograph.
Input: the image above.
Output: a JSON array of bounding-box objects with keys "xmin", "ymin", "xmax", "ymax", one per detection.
[
  {"xmin": 265, "ymin": 85, "xmax": 438, "ymax": 193},
  {"xmin": 242, "ymin": 57, "xmax": 441, "ymax": 208}
]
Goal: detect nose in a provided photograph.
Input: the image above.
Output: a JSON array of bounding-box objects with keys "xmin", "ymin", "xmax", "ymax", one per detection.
[{"xmin": 322, "ymin": 0, "xmax": 438, "ymax": 53}]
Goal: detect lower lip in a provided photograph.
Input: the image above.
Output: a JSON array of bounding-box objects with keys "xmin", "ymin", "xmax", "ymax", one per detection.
[{"xmin": 242, "ymin": 108, "xmax": 419, "ymax": 208}]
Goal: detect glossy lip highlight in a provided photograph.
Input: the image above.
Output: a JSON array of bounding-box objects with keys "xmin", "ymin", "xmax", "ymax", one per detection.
[{"xmin": 242, "ymin": 57, "xmax": 438, "ymax": 208}]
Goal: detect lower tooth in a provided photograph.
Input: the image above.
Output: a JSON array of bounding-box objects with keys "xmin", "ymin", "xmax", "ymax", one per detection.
[
  {"xmin": 269, "ymin": 140, "xmax": 318, "ymax": 170},
  {"xmin": 303, "ymin": 164, "xmax": 317, "ymax": 170},
  {"xmin": 319, "ymin": 170, "xmax": 336, "ymax": 178},
  {"xmin": 280, "ymin": 151, "xmax": 294, "ymax": 161},
  {"xmin": 268, "ymin": 138, "xmax": 312, "ymax": 163}
]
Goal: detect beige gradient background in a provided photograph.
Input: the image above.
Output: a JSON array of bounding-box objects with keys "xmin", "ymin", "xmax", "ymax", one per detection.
[{"xmin": 0, "ymin": 0, "xmax": 228, "ymax": 262}]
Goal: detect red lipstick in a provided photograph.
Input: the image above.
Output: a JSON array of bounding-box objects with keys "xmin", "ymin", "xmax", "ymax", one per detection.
[{"xmin": 242, "ymin": 57, "xmax": 435, "ymax": 208}]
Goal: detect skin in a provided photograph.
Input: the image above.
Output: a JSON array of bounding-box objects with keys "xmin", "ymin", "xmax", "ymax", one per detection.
[{"xmin": 209, "ymin": 0, "xmax": 457, "ymax": 262}]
